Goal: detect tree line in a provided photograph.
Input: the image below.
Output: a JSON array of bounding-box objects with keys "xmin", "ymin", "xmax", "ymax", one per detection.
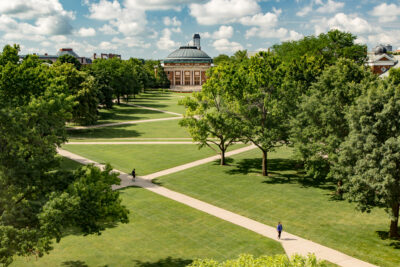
[
  {"xmin": 180, "ymin": 30, "xmax": 400, "ymax": 238},
  {"xmin": 41, "ymin": 50, "xmax": 170, "ymax": 125},
  {"xmin": 0, "ymin": 44, "xmax": 169, "ymax": 266}
]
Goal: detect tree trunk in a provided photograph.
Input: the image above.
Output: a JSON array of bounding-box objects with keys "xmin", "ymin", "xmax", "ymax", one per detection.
[
  {"xmin": 220, "ymin": 149, "xmax": 226, "ymax": 165},
  {"xmin": 117, "ymin": 94, "xmax": 120, "ymax": 105},
  {"xmin": 262, "ymin": 150, "xmax": 268, "ymax": 176},
  {"xmin": 389, "ymin": 203, "xmax": 400, "ymax": 238}
]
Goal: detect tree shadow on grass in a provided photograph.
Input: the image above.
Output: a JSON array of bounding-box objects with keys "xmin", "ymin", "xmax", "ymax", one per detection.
[
  {"xmin": 68, "ymin": 124, "xmax": 142, "ymax": 139},
  {"xmin": 98, "ymin": 105, "xmax": 168, "ymax": 122},
  {"xmin": 376, "ymin": 231, "xmax": 400, "ymax": 249},
  {"xmin": 226, "ymin": 157, "xmax": 336, "ymax": 190},
  {"xmin": 133, "ymin": 257, "xmax": 192, "ymax": 267},
  {"xmin": 61, "ymin": 260, "xmax": 89, "ymax": 267}
]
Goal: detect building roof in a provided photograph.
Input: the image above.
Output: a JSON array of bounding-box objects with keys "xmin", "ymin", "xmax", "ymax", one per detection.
[
  {"xmin": 164, "ymin": 46, "xmax": 212, "ymax": 63},
  {"xmin": 57, "ymin": 48, "xmax": 80, "ymax": 58}
]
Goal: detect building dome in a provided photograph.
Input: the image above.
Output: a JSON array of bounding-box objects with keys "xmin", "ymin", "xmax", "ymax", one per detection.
[
  {"xmin": 164, "ymin": 46, "xmax": 212, "ymax": 63},
  {"xmin": 374, "ymin": 45, "xmax": 387, "ymax": 55}
]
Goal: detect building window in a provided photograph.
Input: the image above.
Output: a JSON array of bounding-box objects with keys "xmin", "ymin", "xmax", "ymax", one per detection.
[
  {"xmin": 185, "ymin": 71, "xmax": 191, "ymax": 85},
  {"xmin": 194, "ymin": 71, "xmax": 200, "ymax": 85}
]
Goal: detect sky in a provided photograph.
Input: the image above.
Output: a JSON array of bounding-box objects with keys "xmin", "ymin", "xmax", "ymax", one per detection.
[{"xmin": 0, "ymin": 0, "xmax": 399, "ymax": 59}]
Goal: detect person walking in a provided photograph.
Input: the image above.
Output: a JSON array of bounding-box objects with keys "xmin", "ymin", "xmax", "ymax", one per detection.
[
  {"xmin": 131, "ymin": 168, "xmax": 136, "ymax": 181},
  {"xmin": 277, "ymin": 222, "xmax": 283, "ymax": 239}
]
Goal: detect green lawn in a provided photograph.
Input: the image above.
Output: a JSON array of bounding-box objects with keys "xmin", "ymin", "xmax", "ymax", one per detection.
[
  {"xmin": 97, "ymin": 103, "xmax": 175, "ymax": 124},
  {"xmin": 129, "ymin": 90, "xmax": 191, "ymax": 114},
  {"xmin": 154, "ymin": 146, "xmax": 400, "ymax": 267},
  {"xmin": 68, "ymin": 119, "xmax": 190, "ymax": 140},
  {"xmin": 62, "ymin": 144, "xmax": 246, "ymax": 175},
  {"xmin": 58, "ymin": 156, "xmax": 83, "ymax": 171},
  {"xmin": 12, "ymin": 187, "xmax": 284, "ymax": 267}
]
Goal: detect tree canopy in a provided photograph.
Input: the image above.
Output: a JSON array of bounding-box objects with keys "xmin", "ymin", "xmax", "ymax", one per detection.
[{"xmin": 0, "ymin": 45, "xmax": 129, "ymax": 266}]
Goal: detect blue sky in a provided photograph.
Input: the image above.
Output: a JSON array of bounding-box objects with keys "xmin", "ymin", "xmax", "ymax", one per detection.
[{"xmin": 0, "ymin": 0, "xmax": 399, "ymax": 59}]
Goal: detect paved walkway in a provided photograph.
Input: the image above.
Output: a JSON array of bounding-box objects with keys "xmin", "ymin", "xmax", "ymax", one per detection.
[
  {"xmin": 57, "ymin": 147, "xmax": 378, "ymax": 267},
  {"xmin": 67, "ymin": 116, "xmax": 181, "ymax": 130},
  {"xmin": 67, "ymin": 141, "xmax": 243, "ymax": 145}
]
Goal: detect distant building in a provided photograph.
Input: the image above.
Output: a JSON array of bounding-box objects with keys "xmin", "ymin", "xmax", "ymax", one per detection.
[
  {"xmin": 367, "ymin": 44, "xmax": 399, "ymax": 75},
  {"xmin": 162, "ymin": 34, "xmax": 213, "ymax": 92},
  {"xmin": 19, "ymin": 48, "xmax": 92, "ymax": 64},
  {"xmin": 93, "ymin": 53, "xmax": 121, "ymax": 60}
]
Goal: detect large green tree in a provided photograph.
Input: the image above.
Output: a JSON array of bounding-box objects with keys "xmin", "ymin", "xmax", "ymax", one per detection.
[
  {"xmin": 52, "ymin": 62, "xmax": 99, "ymax": 125},
  {"xmin": 179, "ymin": 65, "xmax": 241, "ymax": 165},
  {"xmin": 56, "ymin": 54, "xmax": 82, "ymax": 70},
  {"xmin": 226, "ymin": 53, "xmax": 291, "ymax": 176},
  {"xmin": 334, "ymin": 82, "xmax": 400, "ymax": 237},
  {"xmin": 273, "ymin": 30, "xmax": 367, "ymax": 65},
  {"xmin": 291, "ymin": 58, "xmax": 376, "ymax": 179},
  {"xmin": 0, "ymin": 45, "xmax": 129, "ymax": 265}
]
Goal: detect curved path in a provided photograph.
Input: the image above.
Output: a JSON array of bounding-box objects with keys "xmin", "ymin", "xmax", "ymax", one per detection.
[
  {"xmin": 124, "ymin": 103, "xmax": 182, "ymax": 116},
  {"xmin": 58, "ymin": 146, "xmax": 377, "ymax": 267}
]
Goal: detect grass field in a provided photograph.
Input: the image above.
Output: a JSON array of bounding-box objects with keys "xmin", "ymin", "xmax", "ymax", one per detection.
[
  {"xmin": 154, "ymin": 146, "xmax": 400, "ymax": 267},
  {"xmin": 68, "ymin": 119, "xmax": 191, "ymax": 140},
  {"xmin": 97, "ymin": 103, "xmax": 175, "ymax": 124},
  {"xmin": 129, "ymin": 90, "xmax": 191, "ymax": 115},
  {"xmin": 12, "ymin": 187, "xmax": 284, "ymax": 267},
  {"xmin": 62, "ymin": 144, "xmax": 246, "ymax": 175}
]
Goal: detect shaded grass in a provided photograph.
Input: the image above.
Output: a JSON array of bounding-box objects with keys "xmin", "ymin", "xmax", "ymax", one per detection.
[
  {"xmin": 155, "ymin": 146, "xmax": 399, "ymax": 267},
  {"xmin": 129, "ymin": 90, "xmax": 190, "ymax": 115},
  {"xmin": 97, "ymin": 103, "xmax": 175, "ymax": 124},
  {"xmin": 57, "ymin": 156, "xmax": 83, "ymax": 171},
  {"xmin": 12, "ymin": 187, "xmax": 284, "ymax": 267},
  {"xmin": 67, "ymin": 119, "xmax": 190, "ymax": 140},
  {"xmin": 62, "ymin": 144, "xmax": 246, "ymax": 175}
]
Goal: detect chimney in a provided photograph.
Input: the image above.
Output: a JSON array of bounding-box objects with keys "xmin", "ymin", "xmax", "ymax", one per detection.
[{"xmin": 193, "ymin": 33, "xmax": 201, "ymax": 50}]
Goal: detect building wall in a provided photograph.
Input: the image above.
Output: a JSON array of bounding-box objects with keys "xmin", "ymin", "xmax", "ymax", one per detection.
[{"xmin": 164, "ymin": 63, "xmax": 211, "ymax": 87}]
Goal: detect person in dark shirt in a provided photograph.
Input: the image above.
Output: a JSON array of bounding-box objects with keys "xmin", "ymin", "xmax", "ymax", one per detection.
[
  {"xmin": 131, "ymin": 168, "xmax": 136, "ymax": 181},
  {"xmin": 277, "ymin": 222, "xmax": 283, "ymax": 239}
]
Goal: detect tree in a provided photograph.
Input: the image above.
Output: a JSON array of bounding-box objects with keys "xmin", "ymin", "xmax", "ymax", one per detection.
[
  {"xmin": 87, "ymin": 59, "xmax": 114, "ymax": 108},
  {"xmin": 334, "ymin": 82, "xmax": 400, "ymax": 238},
  {"xmin": 213, "ymin": 54, "xmax": 230, "ymax": 65},
  {"xmin": 0, "ymin": 45, "xmax": 129, "ymax": 265},
  {"xmin": 179, "ymin": 65, "xmax": 241, "ymax": 165},
  {"xmin": 291, "ymin": 58, "xmax": 376, "ymax": 180},
  {"xmin": 52, "ymin": 62, "xmax": 99, "ymax": 125},
  {"xmin": 231, "ymin": 50, "xmax": 248, "ymax": 63},
  {"xmin": 226, "ymin": 53, "xmax": 290, "ymax": 176},
  {"xmin": 56, "ymin": 54, "xmax": 82, "ymax": 70},
  {"xmin": 273, "ymin": 30, "xmax": 367, "ymax": 65}
]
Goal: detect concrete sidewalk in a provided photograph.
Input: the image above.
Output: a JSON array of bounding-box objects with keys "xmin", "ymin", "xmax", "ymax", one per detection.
[{"xmin": 57, "ymin": 147, "xmax": 378, "ymax": 267}]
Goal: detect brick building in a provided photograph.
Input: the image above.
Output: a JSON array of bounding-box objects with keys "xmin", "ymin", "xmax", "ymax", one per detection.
[{"xmin": 162, "ymin": 34, "xmax": 213, "ymax": 91}]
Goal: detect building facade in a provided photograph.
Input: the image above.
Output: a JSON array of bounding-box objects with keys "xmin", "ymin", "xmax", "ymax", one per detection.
[
  {"xmin": 367, "ymin": 44, "xmax": 399, "ymax": 75},
  {"xmin": 162, "ymin": 34, "xmax": 213, "ymax": 91}
]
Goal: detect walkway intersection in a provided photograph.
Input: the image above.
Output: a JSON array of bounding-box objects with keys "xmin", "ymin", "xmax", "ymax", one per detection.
[{"xmin": 58, "ymin": 145, "xmax": 377, "ymax": 267}]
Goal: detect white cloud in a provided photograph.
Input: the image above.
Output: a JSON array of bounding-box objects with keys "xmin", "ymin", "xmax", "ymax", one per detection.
[
  {"xmin": 76, "ymin": 27, "xmax": 96, "ymax": 37},
  {"xmin": 99, "ymin": 24, "xmax": 118, "ymax": 35},
  {"xmin": 163, "ymin": 16, "xmax": 181, "ymax": 26},
  {"xmin": 0, "ymin": 0, "xmax": 74, "ymax": 36},
  {"xmin": 212, "ymin": 25, "xmax": 234, "ymax": 39},
  {"xmin": 239, "ymin": 11, "xmax": 279, "ymax": 27},
  {"xmin": 0, "ymin": 0, "xmax": 74, "ymax": 20},
  {"xmin": 112, "ymin": 37, "xmax": 151, "ymax": 48},
  {"xmin": 87, "ymin": 0, "xmax": 146, "ymax": 36},
  {"xmin": 371, "ymin": 3, "xmax": 400, "ymax": 23},
  {"xmin": 189, "ymin": 0, "xmax": 260, "ymax": 25},
  {"xmin": 296, "ymin": 6, "xmax": 312, "ymax": 17},
  {"xmin": 88, "ymin": 0, "xmax": 122, "ymax": 20},
  {"xmin": 213, "ymin": 38, "xmax": 243, "ymax": 53},
  {"xmin": 157, "ymin": 29, "xmax": 179, "ymax": 50},
  {"xmin": 316, "ymin": 0, "xmax": 344, "ymax": 14},
  {"xmin": 124, "ymin": 0, "xmax": 193, "ymax": 11},
  {"xmin": 314, "ymin": 13, "xmax": 373, "ymax": 35}
]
